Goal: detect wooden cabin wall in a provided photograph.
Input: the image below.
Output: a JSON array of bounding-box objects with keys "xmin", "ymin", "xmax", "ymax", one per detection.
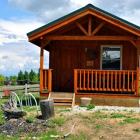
[{"xmin": 49, "ymin": 23, "xmax": 137, "ymax": 91}]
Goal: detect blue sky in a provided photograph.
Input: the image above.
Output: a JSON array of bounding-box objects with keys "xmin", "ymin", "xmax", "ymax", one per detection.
[{"xmin": 0, "ymin": 0, "xmax": 140, "ymax": 77}]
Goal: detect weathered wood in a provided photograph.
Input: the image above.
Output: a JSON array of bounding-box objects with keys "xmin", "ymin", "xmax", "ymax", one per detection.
[
  {"xmin": 74, "ymin": 70, "xmax": 77, "ymax": 93},
  {"xmin": 44, "ymin": 35, "xmax": 137, "ymax": 40},
  {"xmin": 1, "ymin": 100, "xmax": 24, "ymax": 120}
]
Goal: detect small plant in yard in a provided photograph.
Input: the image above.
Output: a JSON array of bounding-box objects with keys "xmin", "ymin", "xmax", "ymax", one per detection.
[
  {"xmin": 123, "ymin": 109, "xmax": 128, "ymax": 112},
  {"xmin": 78, "ymin": 113, "xmax": 90, "ymax": 120},
  {"xmin": 129, "ymin": 110, "xmax": 135, "ymax": 114},
  {"xmin": 48, "ymin": 122, "xmax": 56, "ymax": 128},
  {"xmin": 86, "ymin": 104, "xmax": 95, "ymax": 110},
  {"xmin": 99, "ymin": 114, "xmax": 108, "ymax": 118},
  {"xmin": 95, "ymin": 109, "xmax": 101, "ymax": 113},
  {"xmin": 95, "ymin": 124, "xmax": 102, "ymax": 129},
  {"xmin": 52, "ymin": 117, "xmax": 65, "ymax": 126},
  {"xmin": 133, "ymin": 128, "xmax": 140, "ymax": 132},
  {"xmin": 79, "ymin": 104, "xmax": 85, "ymax": 107},
  {"xmin": 60, "ymin": 113, "xmax": 63, "ymax": 116},
  {"xmin": 0, "ymin": 110, "xmax": 5, "ymax": 125},
  {"xmin": 102, "ymin": 108, "xmax": 108, "ymax": 111},
  {"xmin": 117, "ymin": 109, "xmax": 121, "ymax": 112},
  {"xmin": 110, "ymin": 113, "xmax": 125, "ymax": 118},
  {"xmin": 18, "ymin": 128, "xmax": 24, "ymax": 132},
  {"xmin": 55, "ymin": 107, "xmax": 72, "ymax": 114},
  {"xmin": 123, "ymin": 118, "xmax": 140, "ymax": 124},
  {"xmin": 26, "ymin": 115, "xmax": 35, "ymax": 123},
  {"xmin": 66, "ymin": 117, "xmax": 73, "ymax": 121}
]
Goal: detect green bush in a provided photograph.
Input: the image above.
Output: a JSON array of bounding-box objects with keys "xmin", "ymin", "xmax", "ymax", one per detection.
[{"xmin": 86, "ymin": 104, "xmax": 95, "ymax": 110}]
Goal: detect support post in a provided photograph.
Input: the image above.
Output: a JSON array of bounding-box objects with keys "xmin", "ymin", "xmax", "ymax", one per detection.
[
  {"xmin": 74, "ymin": 70, "xmax": 77, "ymax": 93},
  {"xmin": 48, "ymin": 69, "xmax": 52, "ymax": 92},
  {"xmin": 136, "ymin": 40, "xmax": 140, "ymax": 95},
  {"xmin": 40, "ymin": 41, "xmax": 44, "ymax": 93}
]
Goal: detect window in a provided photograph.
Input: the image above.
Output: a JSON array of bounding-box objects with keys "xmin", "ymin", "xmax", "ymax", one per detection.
[{"xmin": 100, "ymin": 45, "xmax": 122, "ymax": 70}]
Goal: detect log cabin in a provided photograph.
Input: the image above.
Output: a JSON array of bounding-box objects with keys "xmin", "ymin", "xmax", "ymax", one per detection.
[{"xmin": 27, "ymin": 4, "xmax": 140, "ymax": 107}]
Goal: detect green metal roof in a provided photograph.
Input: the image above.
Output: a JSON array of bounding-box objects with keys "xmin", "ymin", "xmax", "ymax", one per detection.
[{"xmin": 27, "ymin": 4, "xmax": 140, "ymax": 37}]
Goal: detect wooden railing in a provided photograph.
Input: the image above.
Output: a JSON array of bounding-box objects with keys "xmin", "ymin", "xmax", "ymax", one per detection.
[
  {"xmin": 74, "ymin": 69, "xmax": 137, "ymax": 94},
  {"xmin": 42, "ymin": 69, "xmax": 52, "ymax": 92}
]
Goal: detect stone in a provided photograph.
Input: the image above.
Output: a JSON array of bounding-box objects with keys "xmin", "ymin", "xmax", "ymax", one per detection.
[{"xmin": 3, "ymin": 131, "xmax": 7, "ymax": 133}]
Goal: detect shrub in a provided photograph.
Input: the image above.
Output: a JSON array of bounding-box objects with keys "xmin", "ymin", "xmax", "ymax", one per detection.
[{"xmin": 86, "ymin": 104, "xmax": 95, "ymax": 110}]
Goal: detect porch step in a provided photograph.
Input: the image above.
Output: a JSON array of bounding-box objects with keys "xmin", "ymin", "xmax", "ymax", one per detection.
[
  {"xmin": 54, "ymin": 103, "xmax": 72, "ymax": 108},
  {"xmin": 48, "ymin": 92, "xmax": 75, "ymax": 108}
]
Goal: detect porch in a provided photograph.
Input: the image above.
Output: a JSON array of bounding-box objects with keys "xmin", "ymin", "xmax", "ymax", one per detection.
[{"xmin": 40, "ymin": 69, "xmax": 139, "ymax": 95}]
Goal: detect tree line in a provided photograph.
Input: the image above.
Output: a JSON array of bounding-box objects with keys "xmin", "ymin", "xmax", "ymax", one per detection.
[{"xmin": 0, "ymin": 69, "xmax": 40, "ymax": 86}]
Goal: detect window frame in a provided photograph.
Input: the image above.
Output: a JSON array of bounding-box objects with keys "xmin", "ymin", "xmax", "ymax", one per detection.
[{"xmin": 100, "ymin": 45, "xmax": 122, "ymax": 70}]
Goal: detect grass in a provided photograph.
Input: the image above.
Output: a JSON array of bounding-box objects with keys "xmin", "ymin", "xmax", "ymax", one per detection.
[
  {"xmin": 95, "ymin": 124, "xmax": 102, "ymax": 129},
  {"xmin": 133, "ymin": 128, "xmax": 140, "ymax": 132},
  {"xmin": 55, "ymin": 107, "xmax": 72, "ymax": 114},
  {"xmin": 77, "ymin": 113, "xmax": 91, "ymax": 120},
  {"xmin": 110, "ymin": 113, "xmax": 125, "ymax": 118},
  {"xmin": 25, "ymin": 115, "xmax": 35, "ymax": 123},
  {"xmin": 102, "ymin": 108, "xmax": 109, "ymax": 111},
  {"xmin": 52, "ymin": 117, "xmax": 65, "ymax": 126}
]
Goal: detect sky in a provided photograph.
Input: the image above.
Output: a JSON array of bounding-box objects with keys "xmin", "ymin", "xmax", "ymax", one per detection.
[{"xmin": 0, "ymin": 0, "xmax": 140, "ymax": 77}]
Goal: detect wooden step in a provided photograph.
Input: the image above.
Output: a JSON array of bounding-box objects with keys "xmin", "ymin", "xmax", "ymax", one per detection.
[
  {"xmin": 54, "ymin": 103, "xmax": 72, "ymax": 108},
  {"xmin": 50, "ymin": 98, "xmax": 73, "ymax": 103},
  {"xmin": 48, "ymin": 92, "xmax": 75, "ymax": 108}
]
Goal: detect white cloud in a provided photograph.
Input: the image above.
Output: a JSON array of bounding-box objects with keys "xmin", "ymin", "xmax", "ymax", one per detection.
[{"xmin": 0, "ymin": 18, "xmax": 43, "ymax": 45}]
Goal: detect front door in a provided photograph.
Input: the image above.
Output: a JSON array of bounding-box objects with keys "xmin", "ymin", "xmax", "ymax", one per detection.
[{"xmin": 58, "ymin": 46, "xmax": 80, "ymax": 91}]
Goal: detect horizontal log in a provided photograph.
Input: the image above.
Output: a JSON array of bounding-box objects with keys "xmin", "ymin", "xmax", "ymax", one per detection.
[{"xmin": 44, "ymin": 36, "xmax": 137, "ymax": 40}]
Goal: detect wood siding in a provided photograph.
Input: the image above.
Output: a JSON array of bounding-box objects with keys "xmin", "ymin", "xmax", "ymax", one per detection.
[{"xmin": 49, "ymin": 22, "xmax": 137, "ymax": 92}]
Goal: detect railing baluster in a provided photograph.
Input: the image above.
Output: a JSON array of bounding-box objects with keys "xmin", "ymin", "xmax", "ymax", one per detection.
[
  {"xmin": 123, "ymin": 71, "xmax": 125, "ymax": 91},
  {"xmin": 80, "ymin": 71, "xmax": 81, "ymax": 90},
  {"xmin": 119, "ymin": 71, "xmax": 121, "ymax": 90},
  {"xmin": 87, "ymin": 71, "xmax": 89, "ymax": 90},
  {"xmin": 95, "ymin": 71, "xmax": 97, "ymax": 90},
  {"xmin": 91, "ymin": 71, "xmax": 93, "ymax": 90},
  {"xmin": 107, "ymin": 71, "xmax": 109, "ymax": 90},
  {"xmin": 132, "ymin": 71, "xmax": 133, "ymax": 91},
  {"xmin": 115, "ymin": 71, "xmax": 117, "ymax": 91},
  {"xmin": 99, "ymin": 71, "xmax": 101, "ymax": 90},
  {"xmin": 103, "ymin": 71, "xmax": 105, "ymax": 90},
  {"xmin": 111, "ymin": 71, "xmax": 113, "ymax": 91},
  {"xmin": 83, "ymin": 71, "xmax": 85, "ymax": 90},
  {"xmin": 128, "ymin": 71, "xmax": 129, "ymax": 91}
]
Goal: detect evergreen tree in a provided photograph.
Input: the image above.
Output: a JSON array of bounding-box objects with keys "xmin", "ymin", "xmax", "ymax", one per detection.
[
  {"xmin": 18, "ymin": 70, "xmax": 24, "ymax": 85},
  {"xmin": 29, "ymin": 69, "xmax": 36, "ymax": 81},
  {"xmin": 24, "ymin": 71, "xmax": 29, "ymax": 80}
]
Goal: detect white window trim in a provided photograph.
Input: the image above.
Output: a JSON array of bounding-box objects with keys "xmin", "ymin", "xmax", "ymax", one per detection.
[{"xmin": 100, "ymin": 45, "xmax": 122, "ymax": 70}]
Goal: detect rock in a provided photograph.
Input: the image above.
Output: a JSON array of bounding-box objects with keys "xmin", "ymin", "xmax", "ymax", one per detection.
[
  {"xmin": 7, "ymin": 135, "xmax": 11, "ymax": 138},
  {"xmin": 32, "ymin": 137, "xmax": 37, "ymax": 139},
  {"xmin": 99, "ymin": 134, "xmax": 108, "ymax": 139},
  {"xmin": 3, "ymin": 131, "xmax": 7, "ymax": 133}
]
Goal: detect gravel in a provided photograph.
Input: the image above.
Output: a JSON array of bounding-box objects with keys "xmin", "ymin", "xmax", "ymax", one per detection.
[{"xmin": 69, "ymin": 105, "xmax": 140, "ymax": 114}]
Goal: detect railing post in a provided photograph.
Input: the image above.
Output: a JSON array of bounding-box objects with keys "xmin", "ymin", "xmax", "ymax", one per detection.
[
  {"xmin": 74, "ymin": 69, "xmax": 77, "ymax": 93},
  {"xmin": 48, "ymin": 70, "xmax": 52, "ymax": 92},
  {"xmin": 40, "ymin": 41, "xmax": 44, "ymax": 93},
  {"xmin": 136, "ymin": 41, "xmax": 140, "ymax": 95}
]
